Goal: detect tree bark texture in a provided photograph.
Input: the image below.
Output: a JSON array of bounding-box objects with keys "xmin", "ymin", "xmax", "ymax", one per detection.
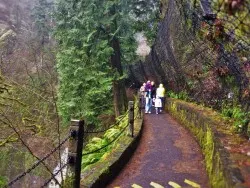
[{"xmin": 110, "ymin": 37, "xmax": 127, "ymax": 117}]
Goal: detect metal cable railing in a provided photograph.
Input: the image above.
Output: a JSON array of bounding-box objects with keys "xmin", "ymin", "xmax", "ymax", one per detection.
[
  {"xmin": 84, "ymin": 110, "xmax": 129, "ymax": 134},
  {"xmin": 5, "ymin": 103, "xmax": 141, "ymax": 188},
  {"xmin": 41, "ymin": 160, "xmax": 69, "ymax": 188},
  {"xmin": 83, "ymin": 104, "xmax": 141, "ymax": 156},
  {"xmin": 6, "ymin": 134, "xmax": 71, "ymax": 187},
  {"xmin": 82, "ymin": 123, "xmax": 130, "ymax": 156}
]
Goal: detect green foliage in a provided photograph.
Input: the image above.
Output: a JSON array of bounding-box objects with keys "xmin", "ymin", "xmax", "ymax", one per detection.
[
  {"xmin": 0, "ymin": 148, "xmax": 10, "ymax": 178},
  {"xmin": 131, "ymin": 0, "xmax": 159, "ymax": 45},
  {"xmin": 81, "ymin": 114, "xmax": 128, "ymax": 170},
  {"xmin": 222, "ymin": 103, "xmax": 250, "ymax": 133},
  {"xmin": 0, "ymin": 148, "xmax": 49, "ymax": 180},
  {"xmin": 62, "ymin": 176, "xmax": 74, "ymax": 188},
  {"xmin": 0, "ymin": 148, "xmax": 49, "ymax": 183},
  {"xmin": 24, "ymin": 152, "xmax": 50, "ymax": 178},
  {"xmin": 55, "ymin": 0, "xmax": 120, "ymax": 124},
  {"xmin": 82, "ymin": 138, "xmax": 110, "ymax": 169},
  {"xmin": 32, "ymin": 0, "xmax": 54, "ymax": 45},
  {"xmin": 0, "ymin": 71, "xmax": 60, "ymax": 139},
  {"xmin": 168, "ymin": 91, "xmax": 190, "ymax": 101},
  {"xmin": 55, "ymin": 0, "xmax": 159, "ymax": 124},
  {"xmin": 212, "ymin": 0, "xmax": 250, "ymax": 44},
  {"xmin": 0, "ymin": 176, "xmax": 7, "ymax": 187}
]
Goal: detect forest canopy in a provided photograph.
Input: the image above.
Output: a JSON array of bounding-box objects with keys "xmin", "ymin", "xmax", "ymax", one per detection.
[{"xmin": 54, "ymin": 0, "xmax": 159, "ymax": 125}]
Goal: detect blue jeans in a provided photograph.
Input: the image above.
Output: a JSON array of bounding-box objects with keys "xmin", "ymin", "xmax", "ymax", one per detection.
[{"xmin": 145, "ymin": 97, "xmax": 152, "ymax": 113}]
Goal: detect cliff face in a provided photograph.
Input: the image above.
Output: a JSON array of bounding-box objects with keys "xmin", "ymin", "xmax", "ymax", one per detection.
[
  {"xmin": 129, "ymin": 0, "xmax": 250, "ymax": 109},
  {"xmin": 0, "ymin": 1, "xmax": 56, "ymax": 185},
  {"xmin": 128, "ymin": 0, "xmax": 187, "ymax": 90},
  {"xmin": 0, "ymin": 0, "xmax": 39, "ymax": 78},
  {"xmin": 0, "ymin": 0, "xmax": 36, "ymax": 44}
]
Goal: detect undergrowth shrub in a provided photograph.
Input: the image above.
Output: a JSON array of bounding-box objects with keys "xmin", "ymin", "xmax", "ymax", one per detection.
[
  {"xmin": 168, "ymin": 91, "xmax": 190, "ymax": 101},
  {"xmin": 168, "ymin": 91, "xmax": 250, "ymax": 137},
  {"xmin": 81, "ymin": 114, "xmax": 129, "ymax": 171},
  {"xmin": 0, "ymin": 176, "xmax": 7, "ymax": 187},
  {"xmin": 221, "ymin": 103, "xmax": 249, "ymax": 134}
]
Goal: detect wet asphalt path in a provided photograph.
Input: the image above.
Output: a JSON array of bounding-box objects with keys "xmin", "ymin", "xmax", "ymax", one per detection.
[{"xmin": 107, "ymin": 112, "xmax": 209, "ymax": 188}]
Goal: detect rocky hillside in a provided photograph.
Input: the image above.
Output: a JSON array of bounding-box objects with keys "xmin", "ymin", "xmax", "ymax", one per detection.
[
  {"xmin": 0, "ymin": 0, "xmax": 36, "ymax": 46},
  {"xmin": 0, "ymin": 1, "xmax": 59, "ymax": 187},
  {"xmin": 0, "ymin": 0, "xmax": 38, "ymax": 78},
  {"xmin": 0, "ymin": 0, "xmax": 56, "ymax": 80}
]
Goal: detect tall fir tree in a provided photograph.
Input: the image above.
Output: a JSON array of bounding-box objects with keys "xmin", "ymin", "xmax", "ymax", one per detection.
[
  {"xmin": 54, "ymin": 0, "xmax": 159, "ymax": 124},
  {"xmin": 55, "ymin": 0, "xmax": 128, "ymax": 124},
  {"xmin": 32, "ymin": 0, "xmax": 54, "ymax": 45}
]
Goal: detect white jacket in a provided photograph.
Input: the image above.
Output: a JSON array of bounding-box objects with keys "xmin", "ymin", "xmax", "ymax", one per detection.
[{"xmin": 155, "ymin": 98, "xmax": 162, "ymax": 107}]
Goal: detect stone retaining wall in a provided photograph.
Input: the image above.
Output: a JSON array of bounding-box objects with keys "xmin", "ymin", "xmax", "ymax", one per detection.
[
  {"xmin": 80, "ymin": 117, "xmax": 143, "ymax": 188},
  {"xmin": 79, "ymin": 98, "xmax": 249, "ymax": 188},
  {"xmin": 166, "ymin": 98, "xmax": 248, "ymax": 188}
]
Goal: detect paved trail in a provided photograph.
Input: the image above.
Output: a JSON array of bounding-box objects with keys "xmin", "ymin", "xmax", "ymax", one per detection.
[{"xmin": 107, "ymin": 112, "xmax": 209, "ymax": 188}]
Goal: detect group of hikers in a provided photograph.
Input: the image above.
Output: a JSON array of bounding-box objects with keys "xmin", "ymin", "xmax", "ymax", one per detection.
[{"xmin": 139, "ymin": 81, "xmax": 166, "ymax": 114}]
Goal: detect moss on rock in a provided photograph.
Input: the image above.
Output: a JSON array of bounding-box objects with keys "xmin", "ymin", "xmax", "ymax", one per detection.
[
  {"xmin": 166, "ymin": 98, "xmax": 247, "ymax": 188},
  {"xmin": 80, "ymin": 118, "xmax": 143, "ymax": 188}
]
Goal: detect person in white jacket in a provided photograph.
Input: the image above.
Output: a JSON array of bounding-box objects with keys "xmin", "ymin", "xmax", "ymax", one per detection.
[{"xmin": 154, "ymin": 96, "xmax": 162, "ymax": 114}]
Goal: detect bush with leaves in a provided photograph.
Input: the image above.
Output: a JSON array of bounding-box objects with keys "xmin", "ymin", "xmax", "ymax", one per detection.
[
  {"xmin": 168, "ymin": 91, "xmax": 190, "ymax": 101},
  {"xmin": 81, "ymin": 114, "xmax": 128, "ymax": 171},
  {"xmin": 0, "ymin": 176, "xmax": 7, "ymax": 187},
  {"xmin": 222, "ymin": 103, "xmax": 250, "ymax": 133}
]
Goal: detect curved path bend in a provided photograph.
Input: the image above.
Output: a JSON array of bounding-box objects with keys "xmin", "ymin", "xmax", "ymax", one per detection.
[{"xmin": 107, "ymin": 112, "xmax": 209, "ymax": 188}]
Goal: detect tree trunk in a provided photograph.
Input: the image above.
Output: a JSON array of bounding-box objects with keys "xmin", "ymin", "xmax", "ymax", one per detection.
[{"xmin": 110, "ymin": 37, "xmax": 127, "ymax": 117}]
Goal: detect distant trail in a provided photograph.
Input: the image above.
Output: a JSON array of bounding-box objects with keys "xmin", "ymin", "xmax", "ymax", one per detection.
[{"xmin": 107, "ymin": 112, "xmax": 209, "ymax": 188}]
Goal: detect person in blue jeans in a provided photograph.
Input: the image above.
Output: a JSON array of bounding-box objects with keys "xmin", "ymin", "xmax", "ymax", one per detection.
[{"xmin": 145, "ymin": 89, "xmax": 152, "ymax": 113}]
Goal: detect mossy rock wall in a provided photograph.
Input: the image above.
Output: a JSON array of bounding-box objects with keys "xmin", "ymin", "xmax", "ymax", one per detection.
[
  {"xmin": 166, "ymin": 98, "xmax": 248, "ymax": 188},
  {"xmin": 80, "ymin": 117, "xmax": 143, "ymax": 188}
]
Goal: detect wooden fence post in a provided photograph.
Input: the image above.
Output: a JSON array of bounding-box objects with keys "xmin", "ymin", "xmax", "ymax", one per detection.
[
  {"xmin": 128, "ymin": 101, "xmax": 134, "ymax": 137},
  {"xmin": 68, "ymin": 119, "xmax": 84, "ymax": 188}
]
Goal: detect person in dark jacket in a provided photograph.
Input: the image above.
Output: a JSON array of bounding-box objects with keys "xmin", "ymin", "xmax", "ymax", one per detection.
[
  {"xmin": 145, "ymin": 89, "xmax": 152, "ymax": 113},
  {"xmin": 145, "ymin": 80, "xmax": 152, "ymax": 113},
  {"xmin": 145, "ymin": 80, "xmax": 152, "ymax": 92},
  {"xmin": 151, "ymin": 81, "xmax": 156, "ymax": 106}
]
